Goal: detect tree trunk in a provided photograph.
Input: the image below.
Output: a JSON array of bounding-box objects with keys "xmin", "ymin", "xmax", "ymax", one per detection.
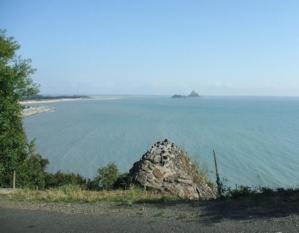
[{"xmin": 13, "ymin": 170, "xmax": 16, "ymax": 189}]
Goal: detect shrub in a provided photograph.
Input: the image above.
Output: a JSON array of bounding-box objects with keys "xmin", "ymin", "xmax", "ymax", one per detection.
[
  {"xmin": 97, "ymin": 162, "xmax": 119, "ymax": 190},
  {"xmin": 44, "ymin": 171, "xmax": 87, "ymax": 189},
  {"xmin": 17, "ymin": 153, "xmax": 49, "ymax": 189},
  {"xmin": 227, "ymin": 185, "xmax": 258, "ymax": 199},
  {"xmin": 86, "ymin": 178, "xmax": 100, "ymax": 191},
  {"xmin": 16, "ymin": 140, "xmax": 49, "ymax": 189},
  {"xmin": 113, "ymin": 172, "xmax": 129, "ymax": 190}
]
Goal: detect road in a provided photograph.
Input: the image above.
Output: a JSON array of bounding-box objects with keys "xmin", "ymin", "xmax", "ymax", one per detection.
[
  {"xmin": 1, "ymin": 198, "xmax": 299, "ymax": 233},
  {"xmin": 1, "ymin": 207, "xmax": 206, "ymax": 233}
]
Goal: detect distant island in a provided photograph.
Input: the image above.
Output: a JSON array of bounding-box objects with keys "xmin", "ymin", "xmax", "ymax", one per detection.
[{"xmin": 171, "ymin": 90, "xmax": 200, "ymax": 98}]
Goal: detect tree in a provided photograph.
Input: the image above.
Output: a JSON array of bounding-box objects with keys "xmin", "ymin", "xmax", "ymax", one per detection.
[
  {"xmin": 17, "ymin": 140, "xmax": 49, "ymax": 189},
  {"xmin": 97, "ymin": 162, "xmax": 119, "ymax": 190},
  {"xmin": 0, "ymin": 29, "xmax": 40, "ymax": 187}
]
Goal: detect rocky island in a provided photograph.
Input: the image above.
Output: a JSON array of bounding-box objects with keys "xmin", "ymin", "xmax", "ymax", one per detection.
[{"xmin": 171, "ymin": 90, "xmax": 200, "ymax": 98}]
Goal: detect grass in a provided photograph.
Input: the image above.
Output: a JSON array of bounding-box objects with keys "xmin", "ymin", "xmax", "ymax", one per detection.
[
  {"xmin": 0, "ymin": 185, "xmax": 183, "ymax": 204},
  {"xmin": 2, "ymin": 184, "xmax": 296, "ymax": 204},
  {"xmin": 177, "ymin": 213, "xmax": 189, "ymax": 220}
]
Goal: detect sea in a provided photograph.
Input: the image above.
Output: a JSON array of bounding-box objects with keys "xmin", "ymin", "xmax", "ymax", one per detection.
[{"xmin": 23, "ymin": 96, "xmax": 299, "ymax": 188}]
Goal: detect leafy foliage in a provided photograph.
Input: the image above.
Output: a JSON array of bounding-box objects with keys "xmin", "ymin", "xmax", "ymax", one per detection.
[
  {"xmin": 227, "ymin": 185, "xmax": 258, "ymax": 199},
  {"xmin": 45, "ymin": 171, "xmax": 87, "ymax": 189},
  {"xmin": 0, "ymin": 29, "xmax": 39, "ymax": 187},
  {"xmin": 17, "ymin": 140, "xmax": 49, "ymax": 189},
  {"xmin": 97, "ymin": 162, "xmax": 119, "ymax": 190},
  {"xmin": 113, "ymin": 172, "xmax": 129, "ymax": 190}
]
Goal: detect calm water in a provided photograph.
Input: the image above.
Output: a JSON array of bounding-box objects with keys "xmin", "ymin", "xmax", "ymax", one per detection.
[{"xmin": 23, "ymin": 96, "xmax": 299, "ymax": 188}]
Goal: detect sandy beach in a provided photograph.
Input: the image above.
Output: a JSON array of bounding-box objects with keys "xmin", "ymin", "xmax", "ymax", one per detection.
[
  {"xmin": 20, "ymin": 97, "xmax": 120, "ymax": 105},
  {"xmin": 20, "ymin": 97, "xmax": 120, "ymax": 117},
  {"xmin": 22, "ymin": 106, "xmax": 55, "ymax": 117}
]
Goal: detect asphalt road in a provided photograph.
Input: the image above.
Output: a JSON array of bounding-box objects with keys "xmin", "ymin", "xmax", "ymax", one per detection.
[
  {"xmin": 1, "ymin": 190, "xmax": 299, "ymax": 233},
  {"xmin": 1, "ymin": 208, "xmax": 203, "ymax": 233},
  {"xmin": 1, "ymin": 207, "xmax": 299, "ymax": 233}
]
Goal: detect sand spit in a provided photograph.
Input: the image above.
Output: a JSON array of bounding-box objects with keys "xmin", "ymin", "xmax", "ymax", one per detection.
[
  {"xmin": 22, "ymin": 106, "xmax": 56, "ymax": 117},
  {"xmin": 20, "ymin": 97, "xmax": 119, "ymax": 105},
  {"xmin": 20, "ymin": 97, "xmax": 120, "ymax": 117}
]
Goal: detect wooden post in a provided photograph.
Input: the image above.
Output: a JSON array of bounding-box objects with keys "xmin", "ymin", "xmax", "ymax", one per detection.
[{"xmin": 13, "ymin": 170, "xmax": 16, "ymax": 189}]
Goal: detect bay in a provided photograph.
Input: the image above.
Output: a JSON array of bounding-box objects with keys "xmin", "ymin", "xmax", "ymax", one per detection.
[{"xmin": 23, "ymin": 96, "xmax": 299, "ymax": 188}]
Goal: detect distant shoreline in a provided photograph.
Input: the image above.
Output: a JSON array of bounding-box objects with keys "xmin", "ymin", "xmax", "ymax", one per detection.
[
  {"xmin": 20, "ymin": 97, "xmax": 120, "ymax": 105},
  {"xmin": 20, "ymin": 97, "xmax": 120, "ymax": 117},
  {"xmin": 22, "ymin": 106, "xmax": 55, "ymax": 117}
]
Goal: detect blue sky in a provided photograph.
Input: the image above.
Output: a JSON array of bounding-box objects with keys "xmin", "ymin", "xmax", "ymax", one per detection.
[{"xmin": 1, "ymin": 0, "xmax": 299, "ymax": 96}]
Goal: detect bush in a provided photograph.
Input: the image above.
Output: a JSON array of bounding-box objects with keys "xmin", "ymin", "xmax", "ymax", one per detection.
[
  {"xmin": 85, "ymin": 178, "xmax": 100, "ymax": 191},
  {"xmin": 16, "ymin": 140, "xmax": 49, "ymax": 189},
  {"xmin": 97, "ymin": 162, "xmax": 119, "ymax": 190},
  {"xmin": 44, "ymin": 171, "xmax": 87, "ymax": 189},
  {"xmin": 17, "ymin": 153, "xmax": 49, "ymax": 189},
  {"xmin": 113, "ymin": 172, "xmax": 129, "ymax": 190},
  {"xmin": 227, "ymin": 185, "xmax": 258, "ymax": 199}
]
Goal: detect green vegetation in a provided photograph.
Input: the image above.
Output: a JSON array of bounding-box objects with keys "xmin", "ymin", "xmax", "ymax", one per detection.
[
  {"xmin": 45, "ymin": 171, "xmax": 87, "ymax": 189},
  {"xmin": 213, "ymin": 150, "xmax": 226, "ymax": 199},
  {"xmin": 97, "ymin": 162, "xmax": 119, "ymax": 190},
  {"xmin": 17, "ymin": 140, "xmax": 49, "ymax": 189},
  {"xmin": 21, "ymin": 94, "xmax": 90, "ymax": 101},
  {"xmin": 177, "ymin": 213, "xmax": 189, "ymax": 220},
  {"xmin": 0, "ymin": 144, "xmax": 298, "ymax": 204},
  {"xmin": 0, "ymin": 30, "xmax": 90, "ymax": 190},
  {"xmin": 0, "ymin": 29, "xmax": 40, "ymax": 188},
  {"xmin": 0, "ymin": 186, "xmax": 181, "ymax": 204}
]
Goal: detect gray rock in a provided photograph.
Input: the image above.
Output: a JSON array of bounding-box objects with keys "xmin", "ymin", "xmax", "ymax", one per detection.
[{"xmin": 129, "ymin": 139, "xmax": 217, "ymax": 200}]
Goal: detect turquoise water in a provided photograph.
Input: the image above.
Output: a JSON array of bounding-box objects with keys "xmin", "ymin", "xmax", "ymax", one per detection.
[{"xmin": 23, "ymin": 96, "xmax": 299, "ymax": 188}]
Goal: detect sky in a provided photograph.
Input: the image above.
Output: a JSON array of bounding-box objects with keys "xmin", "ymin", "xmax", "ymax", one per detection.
[{"xmin": 1, "ymin": 0, "xmax": 299, "ymax": 96}]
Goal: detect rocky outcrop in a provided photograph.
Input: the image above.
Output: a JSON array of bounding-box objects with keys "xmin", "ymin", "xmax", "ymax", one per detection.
[
  {"xmin": 188, "ymin": 90, "xmax": 200, "ymax": 97},
  {"xmin": 171, "ymin": 94, "xmax": 186, "ymax": 98},
  {"xmin": 129, "ymin": 139, "xmax": 217, "ymax": 200},
  {"xmin": 171, "ymin": 90, "xmax": 200, "ymax": 98}
]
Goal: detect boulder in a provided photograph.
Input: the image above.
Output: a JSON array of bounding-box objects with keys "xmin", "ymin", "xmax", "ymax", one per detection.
[{"xmin": 129, "ymin": 139, "xmax": 217, "ymax": 200}]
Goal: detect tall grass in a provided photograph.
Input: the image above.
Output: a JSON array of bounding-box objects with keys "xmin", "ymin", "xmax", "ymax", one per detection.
[
  {"xmin": 213, "ymin": 150, "xmax": 225, "ymax": 199},
  {"xmin": 0, "ymin": 185, "xmax": 182, "ymax": 204}
]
